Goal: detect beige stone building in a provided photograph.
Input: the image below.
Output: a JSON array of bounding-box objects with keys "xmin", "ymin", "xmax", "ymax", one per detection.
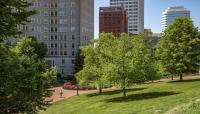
[{"xmin": 17, "ymin": 0, "xmax": 94, "ymax": 77}]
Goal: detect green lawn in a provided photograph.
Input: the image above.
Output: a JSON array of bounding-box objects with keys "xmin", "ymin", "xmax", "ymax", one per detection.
[{"xmin": 40, "ymin": 78, "xmax": 200, "ymax": 114}]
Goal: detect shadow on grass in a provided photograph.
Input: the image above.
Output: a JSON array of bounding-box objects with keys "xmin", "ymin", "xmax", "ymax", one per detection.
[
  {"xmin": 105, "ymin": 91, "xmax": 182, "ymax": 103},
  {"xmin": 168, "ymin": 78, "xmax": 200, "ymax": 83},
  {"xmin": 87, "ymin": 88, "xmax": 147, "ymax": 97}
]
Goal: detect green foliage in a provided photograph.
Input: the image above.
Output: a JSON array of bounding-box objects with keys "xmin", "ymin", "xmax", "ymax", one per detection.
[
  {"xmin": 12, "ymin": 36, "xmax": 47, "ymax": 59},
  {"xmin": 74, "ymin": 49, "xmax": 84, "ymax": 74},
  {"xmin": 104, "ymin": 33, "xmax": 158, "ymax": 97},
  {"xmin": 0, "ymin": 0, "xmax": 35, "ymax": 42},
  {"xmin": 76, "ymin": 45, "xmax": 107, "ymax": 93},
  {"xmin": 156, "ymin": 17, "xmax": 200, "ymax": 80},
  {"xmin": 0, "ymin": 1, "xmax": 54, "ymax": 113},
  {"xmin": 77, "ymin": 33, "xmax": 159, "ymax": 97},
  {"xmin": 0, "ymin": 37, "xmax": 56, "ymax": 114}
]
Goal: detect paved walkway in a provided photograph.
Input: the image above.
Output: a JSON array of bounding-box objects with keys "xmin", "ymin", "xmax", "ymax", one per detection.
[{"xmin": 45, "ymin": 87, "xmax": 97, "ymax": 103}]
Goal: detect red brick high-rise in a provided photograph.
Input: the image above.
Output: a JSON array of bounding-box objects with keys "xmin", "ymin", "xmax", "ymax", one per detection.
[{"xmin": 99, "ymin": 6, "xmax": 128, "ymax": 37}]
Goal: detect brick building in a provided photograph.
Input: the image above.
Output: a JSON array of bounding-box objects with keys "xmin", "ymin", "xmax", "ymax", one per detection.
[{"xmin": 99, "ymin": 6, "xmax": 128, "ymax": 37}]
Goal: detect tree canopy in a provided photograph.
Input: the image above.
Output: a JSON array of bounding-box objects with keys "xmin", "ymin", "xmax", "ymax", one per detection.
[
  {"xmin": 0, "ymin": 37, "xmax": 56, "ymax": 114},
  {"xmin": 156, "ymin": 17, "xmax": 200, "ymax": 80},
  {"xmin": 76, "ymin": 33, "xmax": 158, "ymax": 97},
  {"xmin": 0, "ymin": 0, "xmax": 35, "ymax": 42}
]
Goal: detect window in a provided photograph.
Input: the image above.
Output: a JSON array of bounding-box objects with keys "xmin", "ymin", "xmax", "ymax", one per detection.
[
  {"xmin": 72, "ymin": 43, "xmax": 74, "ymax": 48},
  {"xmin": 64, "ymin": 35, "xmax": 67, "ymax": 40},
  {"xmin": 55, "ymin": 51, "xmax": 57, "ymax": 55},
  {"xmin": 51, "ymin": 27, "xmax": 54, "ymax": 32},
  {"xmin": 51, "ymin": 12, "xmax": 54, "ymax": 16},
  {"xmin": 60, "ymin": 51, "xmax": 63, "ymax": 55},
  {"xmin": 71, "ymin": 60, "xmax": 75, "ymax": 64},
  {"xmin": 55, "ymin": 35, "xmax": 57, "ymax": 40},
  {"xmin": 44, "ymin": 27, "xmax": 48, "ymax": 32},
  {"xmin": 59, "ymin": 19, "xmax": 67, "ymax": 24},
  {"xmin": 51, "ymin": 36, "xmax": 54, "ymax": 40},
  {"xmin": 62, "ymin": 59, "xmax": 65, "ymax": 64},
  {"xmin": 55, "ymin": 44, "xmax": 57, "ymax": 48},
  {"xmin": 59, "ymin": 27, "xmax": 67, "ymax": 32},
  {"xmin": 64, "ymin": 51, "xmax": 67, "ymax": 55},
  {"xmin": 50, "ymin": 3, "xmax": 54, "ymax": 8},
  {"xmin": 44, "ymin": 11, "xmax": 48, "ymax": 16},
  {"xmin": 64, "ymin": 43, "xmax": 67, "ymax": 48},
  {"xmin": 51, "ymin": 51, "xmax": 54, "ymax": 55},
  {"xmin": 51, "ymin": 44, "xmax": 54, "ymax": 48},
  {"xmin": 72, "ymin": 51, "xmax": 74, "ymax": 56},
  {"xmin": 72, "ymin": 35, "xmax": 75, "ymax": 40},
  {"xmin": 51, "ymin": 19, "xmax": 54, "ymax": 24}
]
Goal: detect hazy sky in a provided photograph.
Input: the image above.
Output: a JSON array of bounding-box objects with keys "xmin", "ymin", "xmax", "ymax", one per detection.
[{"xmin": 94, "ymin": 0, "xmax": 200, "ymax": 37}]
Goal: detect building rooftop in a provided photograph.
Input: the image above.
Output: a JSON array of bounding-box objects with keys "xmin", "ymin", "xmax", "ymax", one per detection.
[
  {"xmin": 100, "ymin": 6, "xmax": 125, "ymax": 12},
  {"xmin": 162, "ymin": 6, "xmax": 190, "ymax": 14}
]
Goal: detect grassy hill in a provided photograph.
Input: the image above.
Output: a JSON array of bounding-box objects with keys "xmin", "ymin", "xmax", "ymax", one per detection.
[{"xmin": 40, "ymin": 78, "xmax": 200, "ymax": 114}]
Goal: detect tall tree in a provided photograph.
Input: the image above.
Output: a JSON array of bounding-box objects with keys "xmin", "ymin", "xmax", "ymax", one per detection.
[
  {"xmin": 74, "ymin": 49, "xmax": 84, "ymax": 74},
  {"xmin": 0, "ymin": 0, "xmax": 35, "ymax": 42},
  {"xmin": 0, "ymin": 37, "xmax": 56, "ymax": 114},
  {"xmin": 76, "ymin": 45, "xmax": 106, "ymax": 93},
  {"xmin": 74, "ymin": 49, "xmax": 84, "ymax": 96},
  {"xmin": 105, "ymin": 33, "xmax": 157, "ymax": 97},
  {"xmin": 156, "ymin": 17, "xmax": 200, "ymax": 81}
]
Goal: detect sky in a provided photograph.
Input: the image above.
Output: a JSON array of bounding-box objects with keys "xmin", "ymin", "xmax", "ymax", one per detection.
[{"xmin": 94, "ymin": 0, "xmax": 200, "ymax": 38}]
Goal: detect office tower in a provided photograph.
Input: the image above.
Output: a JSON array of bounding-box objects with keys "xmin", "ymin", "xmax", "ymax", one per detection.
[
  {"xmin": 17, "ymin": 0, "xmax": 94, "ymax": 77},
  {"xmin": 162, "ymin": 6, "xmax": 190, "ymax": 31},
  {"xmin": 99, "ymin": 6, "xmax": 128, "ymax": 37},
  {"xmin": 110, "ymin": 0, "xmax": 144, "ymax": 35}
]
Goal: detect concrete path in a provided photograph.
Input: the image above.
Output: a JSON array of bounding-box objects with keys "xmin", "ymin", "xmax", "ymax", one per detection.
[{"xmin": 46, "ymin": 87, "xmax": 97, "ymax": 103}]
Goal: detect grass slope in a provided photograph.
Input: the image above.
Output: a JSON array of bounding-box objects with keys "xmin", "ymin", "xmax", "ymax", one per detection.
[{"xmin": 40, "ymin": 79, "xmax": 200, "ymax": 114}]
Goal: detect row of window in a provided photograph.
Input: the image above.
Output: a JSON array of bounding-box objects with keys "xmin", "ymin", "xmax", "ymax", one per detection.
[
  {"xmin": 50, "ymin": 43, "xmax": 74, "ymax": 49},
  {"xmin": 50, "ymin": 35, "xmax": 75, "ymax": 41},
  {"xmin": 129, "ymin": 29, "xmax": 138, "ymax": 31},
  {"xmin": 50, "ymin": 51, "xmax": 75, "ymax": 56},
  {"xmin": 32, "ymin": 2, "xmax": 67, "ymax": 9},
  {"xmin": 61, "ymin": 59, "xmax": 75, "ymax": 65},
  {"xmin": 110, "ymin": 1, "xmax": 138, "ymax": 5}
]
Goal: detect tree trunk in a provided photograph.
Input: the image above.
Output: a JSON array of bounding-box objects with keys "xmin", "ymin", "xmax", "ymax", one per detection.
[
  {"xmin": 76, "ymin": 84, "xmax": 79, "ymax": 96},
  {"xmin": 99, "ymin": 86, "xmax": 102, "ymax": 93},
  {"xmin": 171, "ymin": 75, "xmax": 174, "ymax": 80},
  {"xmin": 123, "ymin": 87, "xmax": 126, "ymax": 98},
  {"xmin": 180, "ymin": 73, "xmax": 183, "ymax": 81}
]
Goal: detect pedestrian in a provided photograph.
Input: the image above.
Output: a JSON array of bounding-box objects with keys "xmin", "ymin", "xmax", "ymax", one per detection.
[{"xmin": 60, "ymin": 89, "xmax": 63, "ymax": 97}]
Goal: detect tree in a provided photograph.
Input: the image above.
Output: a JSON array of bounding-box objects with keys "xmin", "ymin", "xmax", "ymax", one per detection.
[
  {"xmin": 12, "ymin": 36, "xmax": 47, "ymax": 59},
  {"xmin": 76, "ymin": 45, "xmax": 106, "ymax": 93},
  {"xmin": 0, "ymin": 0, "xmax": 35, "ymax": 42},
  {"xmin": 104, "ymin": 33, "xmax": 157, "ymax": 97},
  {"xmin": 74, "ymin": 49, "xmax": 84, "ymax": 96},
  {"xmin": 74, "ymin": 49, "xmax": 84, "ymax": 74},
  {"xmin": 77, "ymin": 33, "xmax": 159, "ymax": 97},
  {"xmin": 156, "ymin": 17, "xmax": 200, "ymax": 81},
  {"xmin": 0, "ymin": 37, "xmax": 56, "ymax": 114}
]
